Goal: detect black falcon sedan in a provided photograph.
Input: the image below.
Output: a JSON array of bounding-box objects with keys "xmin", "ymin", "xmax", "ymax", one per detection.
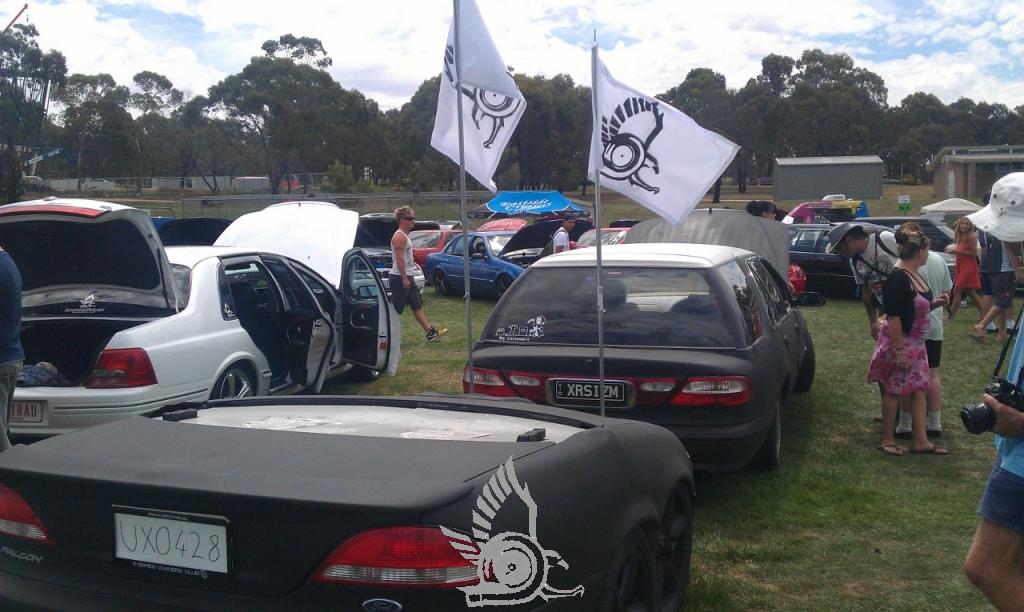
[
  {"xmin": 467, "ymin": 211, "xmax": 822, "ymax": 471},
  {"xmin": 0, "ymin": 395, "xmax": 693, "ymax": 612}
]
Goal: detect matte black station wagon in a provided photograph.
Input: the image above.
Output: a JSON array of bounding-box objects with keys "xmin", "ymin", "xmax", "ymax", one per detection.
[{"xmin": 466, "ymin": 238, "xmax": 820, "ymax": 471}]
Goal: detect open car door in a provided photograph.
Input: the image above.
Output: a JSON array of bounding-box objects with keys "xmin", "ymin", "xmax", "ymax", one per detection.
[{"xmin": 340, "ymin": 249, "xmax": 400, "ymax": 375}]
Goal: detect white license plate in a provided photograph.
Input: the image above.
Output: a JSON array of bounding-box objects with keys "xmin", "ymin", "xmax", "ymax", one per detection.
[
  {"xmin": 114, "ymin": 508, "xmax": 229, "ymax": 575},
  {"xmin": 10, "ymin": 400, "xmax": 45, "ymax": 424},
  {"xmin": 552, "ymin": 380, "xmax": 627, "ymax": 407}
]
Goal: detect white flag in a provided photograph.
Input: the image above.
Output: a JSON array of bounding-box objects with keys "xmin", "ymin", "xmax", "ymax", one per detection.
[
  {"xmin": 431, "ymin": 0, "xmax": 526, "ymax": 192},
  {"xmin": 588, "ymin": 58, "xmax": 739, "ymax": 224}
]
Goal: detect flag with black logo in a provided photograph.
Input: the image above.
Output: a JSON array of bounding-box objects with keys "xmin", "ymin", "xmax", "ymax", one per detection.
[
  {"xmin": 588, "ymin": 58, "xmax": 739, "ymax": 224},
  {"xmin": 431, "ymin": 0, "xmax": 526, "ymax": 192}
]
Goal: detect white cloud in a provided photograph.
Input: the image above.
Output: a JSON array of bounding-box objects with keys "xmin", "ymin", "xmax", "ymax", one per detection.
[{"xmin": 3, "ymin": 0, "xmax": 1024, "ymax": 111}]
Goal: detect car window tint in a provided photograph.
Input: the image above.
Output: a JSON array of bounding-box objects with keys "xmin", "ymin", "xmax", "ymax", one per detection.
[
  {"xmin": 294, "ymin": 265, "xmax": 337, "ymax": 316},
  {"xmin": 345, "ymin": 256, "xmax": 380, "ymax": 302},
  {"xmin": 487, "ymin": 234, "xmax": 511, "ymax": 253},
  {"xmin": 224, "ymin": 260, "xmax": 281, "ymax": 312},
  {"xmin": 170, "ymin": 264, "xmax": 191, "ymax": 308},
  {"xmin": 263, "ymin": 258, "xmax": 317, "ymax": 312},
  {"xmin": 720, "ymin": 260, "xmax": 761, "ymax": 343},
  {"xmin": 410, "ymin": 231, "xmax": 441, "ymax": 248},
  {"xmin": 791, "ymin": 230, "xmax": 825, "ymax": 252},
  {"xmin": 447, "ymin": 235, "xmax": 464, "ymax": 256},
  {"xmin": 748, "ymin": 258, "xmax": 790, "ymax": 324},
  {"xmin": 483, "ymin": 267, "xmax": 733, "ymax": 347}
]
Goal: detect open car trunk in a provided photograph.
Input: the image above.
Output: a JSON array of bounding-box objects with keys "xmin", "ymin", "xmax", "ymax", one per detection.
[{"xmin": 18, "ymin": 319, "xmax": 147, "ymax": 386}]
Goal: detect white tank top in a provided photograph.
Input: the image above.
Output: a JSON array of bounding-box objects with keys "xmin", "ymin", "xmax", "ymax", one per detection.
[{"xmin": 389, "ymin": 232, "xmax": 416, "ymax": 276}]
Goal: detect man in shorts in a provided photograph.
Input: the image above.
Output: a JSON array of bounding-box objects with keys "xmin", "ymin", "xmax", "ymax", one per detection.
[
  {"xmin": 973, "ymin": 228, "xmax": 1015, "ymax": 343},
  {"xmin": 389, "ymin": 206, "xmax": 447, "ymax": 342}
]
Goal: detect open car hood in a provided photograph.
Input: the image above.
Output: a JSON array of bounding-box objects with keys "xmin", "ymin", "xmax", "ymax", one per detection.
[
  {"xmin": 625, "ymin": 208, "xmax": 789, "ymax": 272},
  {"xmin": 501, "ymin": 218, "xmax": 595, "ymax": 255},
  {"xmin": 216, "ymin": 202, "xmax": 357, "ymax": 289},
  {"xmin": 157, "ymin": 217, "xmax": 231, "ymax": 246},
  {"xmin": 0, "ymin": 198, "xmax": 179, "ymax": 315}
]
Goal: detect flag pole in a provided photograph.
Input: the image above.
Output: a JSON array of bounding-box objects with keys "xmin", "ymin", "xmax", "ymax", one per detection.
[
  {"xmin": 591, "ymin": 32, "xmax": 606, "ymax": 418},
  {"xmin": 453, "ymin": 0, "xmax": 474, "ymax": 393}
]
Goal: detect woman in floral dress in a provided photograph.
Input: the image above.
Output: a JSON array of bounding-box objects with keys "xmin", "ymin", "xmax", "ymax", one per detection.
[{"xmin": 867, "ymin": 226, "xmax": 950, "ymax": 456}]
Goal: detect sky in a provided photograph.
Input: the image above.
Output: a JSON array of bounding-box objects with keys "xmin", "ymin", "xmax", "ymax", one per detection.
[{"xmin": 7, "ymin": 0, "xmax": 1024, "ymax": 111}]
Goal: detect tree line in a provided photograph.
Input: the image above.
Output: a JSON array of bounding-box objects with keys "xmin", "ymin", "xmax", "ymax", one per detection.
[{"xmin": 3, "ymin": 25, "xmax": 1024, "ymax": 200}]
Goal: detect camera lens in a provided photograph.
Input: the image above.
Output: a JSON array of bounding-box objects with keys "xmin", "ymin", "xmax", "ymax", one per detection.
[{"xmin": 961, "ymin": 403, "xmax": 997, "ymax": 434}]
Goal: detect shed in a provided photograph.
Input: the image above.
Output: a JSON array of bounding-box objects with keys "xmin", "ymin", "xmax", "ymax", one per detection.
[{"xmin": 773, "ymin": 155, "xmax": 884, "ymax": 201}]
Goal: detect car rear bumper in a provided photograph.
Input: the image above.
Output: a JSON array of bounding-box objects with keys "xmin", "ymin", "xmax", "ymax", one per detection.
[
  {"xmin": 0, "ymin": 567, "xmax": 604, "ymax": 611},
  {"xmin": 10, "ymin": 387, "xmax": 208, "ymax": 437}
]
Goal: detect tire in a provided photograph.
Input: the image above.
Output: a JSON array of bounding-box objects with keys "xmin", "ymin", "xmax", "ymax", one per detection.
[
  {"xmin": 655, "ymin": 487, "xmax": 694, "ymax": 612},
  {"xmin": 792, "ymin": 337, "xmax": 815, "ymax": 393},
  {"xmin": 346, "ymin": 365, "xmax": 382, "ymax": 382},
  {"xmin": 753, "ymin": 400, "xmax": 782, "ymax": 470},
  {"xmin": 434, "ymin": 270, "xmax": 452, "ymax": 296},
  {"xmin": 599, "ymin": 529, "xmax": 657, "ymax": 612},
  {"xmin": 495, "ymin": 274, "xmax": 513, "ymax": 298},
  {"xmin": 210, "ymin": 364, "xmax": 256, "ymax": 400}
]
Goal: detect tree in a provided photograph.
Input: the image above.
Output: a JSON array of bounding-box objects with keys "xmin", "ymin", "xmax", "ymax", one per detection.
[
  {"xmin": 0, "ymin": 23, "xmax": 66, "ymax": 202},
  {"xmin": 261, "ymin": 34, "xmax": 332, "ymax": 69},
  {"xmin": 53, "ymin": 73, "xmax": 131, "ymax": 189}
]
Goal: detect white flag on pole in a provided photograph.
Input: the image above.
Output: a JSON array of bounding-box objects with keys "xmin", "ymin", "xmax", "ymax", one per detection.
[
  {"xmin": 588, "ymin": 58, "xmax": 739, "ymax": 224},
  {"xmin": 431, "ymin": 0, "xmax": 526, "ymax": 192}
]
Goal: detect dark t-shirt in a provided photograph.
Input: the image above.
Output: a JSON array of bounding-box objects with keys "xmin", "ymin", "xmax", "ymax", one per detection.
[
  {"xmin": 0, "ymin": 251, "xmax": 24, "ymax": 364},
  {"xmin": 882, "ymin": 268, "xmax": 932, "ymax": 334}
]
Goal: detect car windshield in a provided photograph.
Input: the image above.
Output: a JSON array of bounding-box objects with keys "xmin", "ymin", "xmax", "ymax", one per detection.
[
  {"xmin": 577, "ymin": 229, "xmax": 627, "ymax": 247},
  {"xmin": 488, "ymin": 234, "xmax": 511, "ymax": 253},
  {"xmin": 483, "ymin": 267, "xmax": 733, "ymax": 347},
  {"xmin": 410, "ymin": 231, "xmax": 441, "ymax": 248}
]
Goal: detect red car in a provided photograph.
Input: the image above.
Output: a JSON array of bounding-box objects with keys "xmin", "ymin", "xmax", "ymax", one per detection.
[
  {"xmin": 477, "ymin": 218, "xmax": 527, "ymax": 232},
  {"xmin": 409, "ymin": 229, "xmax": 458, "ymax": 269}
]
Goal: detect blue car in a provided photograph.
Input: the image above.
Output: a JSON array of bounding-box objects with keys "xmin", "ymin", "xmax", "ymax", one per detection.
[{"xmin": 426, "ymin": 231, "xmax": 524, "ymax": 297}]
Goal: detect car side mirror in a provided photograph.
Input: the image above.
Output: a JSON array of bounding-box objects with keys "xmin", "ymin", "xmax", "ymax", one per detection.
[{"xmin": 795, "ymin": 292, "xmax": 826, "ymax": 307}]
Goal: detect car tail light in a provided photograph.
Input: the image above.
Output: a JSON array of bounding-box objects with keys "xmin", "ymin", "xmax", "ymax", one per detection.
[
  {"xmin": 671, "ymin": 376, "xmax": 751, "ymax": 406},
  {"xmin": 0, "ymin": 483, "xmax": 54, "ymax": 544},
  {"xmin": 463, "ymin": 366, "xmax": 514, "ymax": 396},
  {"xmin": 86, "ymin": 348, "xmax": 158, "ymax": 388},
  {"xmin": 313, "ymin": 526, "xmax": 478, "ymax": 589}
]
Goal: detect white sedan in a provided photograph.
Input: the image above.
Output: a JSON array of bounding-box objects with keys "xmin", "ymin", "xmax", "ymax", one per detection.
[{"xmin": 2, "ymin": 198, "xmax": 399, "ymax": 437}]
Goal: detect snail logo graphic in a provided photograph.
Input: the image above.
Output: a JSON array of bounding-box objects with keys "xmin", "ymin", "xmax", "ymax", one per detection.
[
  {"xmin": 443, "ymin": 45, "xmax": 522, "ymax": 149},
  {"xmin": 600, "ymin": 97, "xmax": 665, "ymax": 194},
  {"xmin": 440, "ymin": 457, "xmax": 584, "ymax": 607}
]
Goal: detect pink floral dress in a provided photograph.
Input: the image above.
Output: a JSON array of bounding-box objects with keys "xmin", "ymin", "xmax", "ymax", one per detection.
[{"xmin": 866, "ymin": 291, "xmax": 931, "ymax": 395}]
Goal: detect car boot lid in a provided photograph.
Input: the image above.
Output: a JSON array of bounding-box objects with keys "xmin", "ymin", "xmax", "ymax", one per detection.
[
  {"xmin": 215, "ymin": 201, "xmax": 358, "ymax": 289},
  {"xmin": 0, "ymin": 197, "xmax": 181, "ymax": 314}
]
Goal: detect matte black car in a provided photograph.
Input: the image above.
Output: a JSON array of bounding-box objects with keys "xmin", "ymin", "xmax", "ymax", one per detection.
[
  {"xmin": 788, "ymin": 223, "xmax": 859, "ymax": 296},
  {"xmin": 0, "ymin": 395, "xmax": 694, "ymax": 611},
  {"xmin": 467, "ymin": 212, "xmax": 820, "ymax": 471}
]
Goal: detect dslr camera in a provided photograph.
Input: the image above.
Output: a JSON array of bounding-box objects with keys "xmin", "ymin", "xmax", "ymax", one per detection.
[{"xmin": 961, "ymin": 379, "xmax": 1024, "ymax": 435}]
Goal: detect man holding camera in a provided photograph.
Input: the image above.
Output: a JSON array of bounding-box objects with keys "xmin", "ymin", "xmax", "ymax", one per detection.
[{"xmin": 963, "ymin": 173, "xmax": 1024, "ymax": 609}]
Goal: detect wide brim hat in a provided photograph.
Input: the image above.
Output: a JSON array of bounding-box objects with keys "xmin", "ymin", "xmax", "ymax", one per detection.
[
  {"xmin": 824, "ymin": 222, "xmax": 883, "ymax": 254},
  {"xmin": 967, "ymin": 172, "xmax": 1024, "ymax": 242}
]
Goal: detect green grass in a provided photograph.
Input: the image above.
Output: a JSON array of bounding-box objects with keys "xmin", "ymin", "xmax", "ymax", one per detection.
[{"xmin": 326, "ymin": 289, "xmax": 1001, "ymax": 610}]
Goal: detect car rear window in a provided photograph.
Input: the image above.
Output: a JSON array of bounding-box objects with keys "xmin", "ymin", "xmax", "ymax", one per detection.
[
  {"xmin": 410, "ymin": 231, "xmax": 441, "ymax": 248},
  {"xmin": 483, "ymin": 267, "xmax": 733, "ymax": 347}
]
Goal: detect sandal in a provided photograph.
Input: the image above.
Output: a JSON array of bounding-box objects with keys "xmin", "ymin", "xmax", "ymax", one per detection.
[
  {"xmin": 878, "ymin": 443, "xmax": 904, "ymax": 456},
  {"xmin": 910, "ymin": 445, "xmax": 949, "ymax": 455},
  {"xmin": 968, "ymin": 330, "xmax": 987, "ymax": 344}
]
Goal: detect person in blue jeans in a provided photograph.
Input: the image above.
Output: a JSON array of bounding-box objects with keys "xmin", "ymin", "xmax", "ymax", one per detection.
[
  {"xmin": 964, "ymin": 173, "xmax": 1024, "ymax": 608},
  {"xmin": 0, "ymin": 245, "xmax": 24, "ymax": 452}
]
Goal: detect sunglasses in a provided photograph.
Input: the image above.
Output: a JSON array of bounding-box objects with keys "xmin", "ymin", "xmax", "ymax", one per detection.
[{"xmin": 402, "ymin": 216, "xmax": 416, "ymax": 221}]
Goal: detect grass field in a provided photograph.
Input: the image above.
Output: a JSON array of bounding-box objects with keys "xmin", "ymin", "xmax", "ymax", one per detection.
[{"xmin": 323, "ymin": 288, "xmax": 1001, "ymax": 610}]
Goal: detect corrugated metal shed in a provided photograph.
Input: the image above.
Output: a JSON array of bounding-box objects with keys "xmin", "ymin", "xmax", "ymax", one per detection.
[
  {"xmin": 776, "ymin": 155, "xmax": 883, "ymax": 166},
  {"xmin": 774, "ymin": 155, "xmax": 883, "ymax": 200}
]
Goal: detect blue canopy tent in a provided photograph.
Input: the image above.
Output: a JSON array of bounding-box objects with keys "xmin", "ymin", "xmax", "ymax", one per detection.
[{"xmin": 468, "ymin": 191, "xmax": 590, "ymax": 219}]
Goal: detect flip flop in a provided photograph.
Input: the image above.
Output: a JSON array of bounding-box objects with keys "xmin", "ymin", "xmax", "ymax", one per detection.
[
  {"xmin": 968, "ymin": 330, "xmax": 987, "ymax": 344},
  {"xmin": 878, "ymin": 443, "xmax": 904, "ymax": 456},
  {"xmin": 910, "ymin": 446, "xmax": 949, "ymax": 455}
]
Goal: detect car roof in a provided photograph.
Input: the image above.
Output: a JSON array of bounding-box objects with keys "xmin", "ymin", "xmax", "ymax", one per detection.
[
  {"xmin": 533, "ymin": 242, "xmax": 749, "ymax": 268},
  {"xmin": 788, "ymin": 223, "xmax": 833, "ymax": 230},
  {"xmin": 2, "ymin": 197, "xmax": 136, "ymax": 213}
]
